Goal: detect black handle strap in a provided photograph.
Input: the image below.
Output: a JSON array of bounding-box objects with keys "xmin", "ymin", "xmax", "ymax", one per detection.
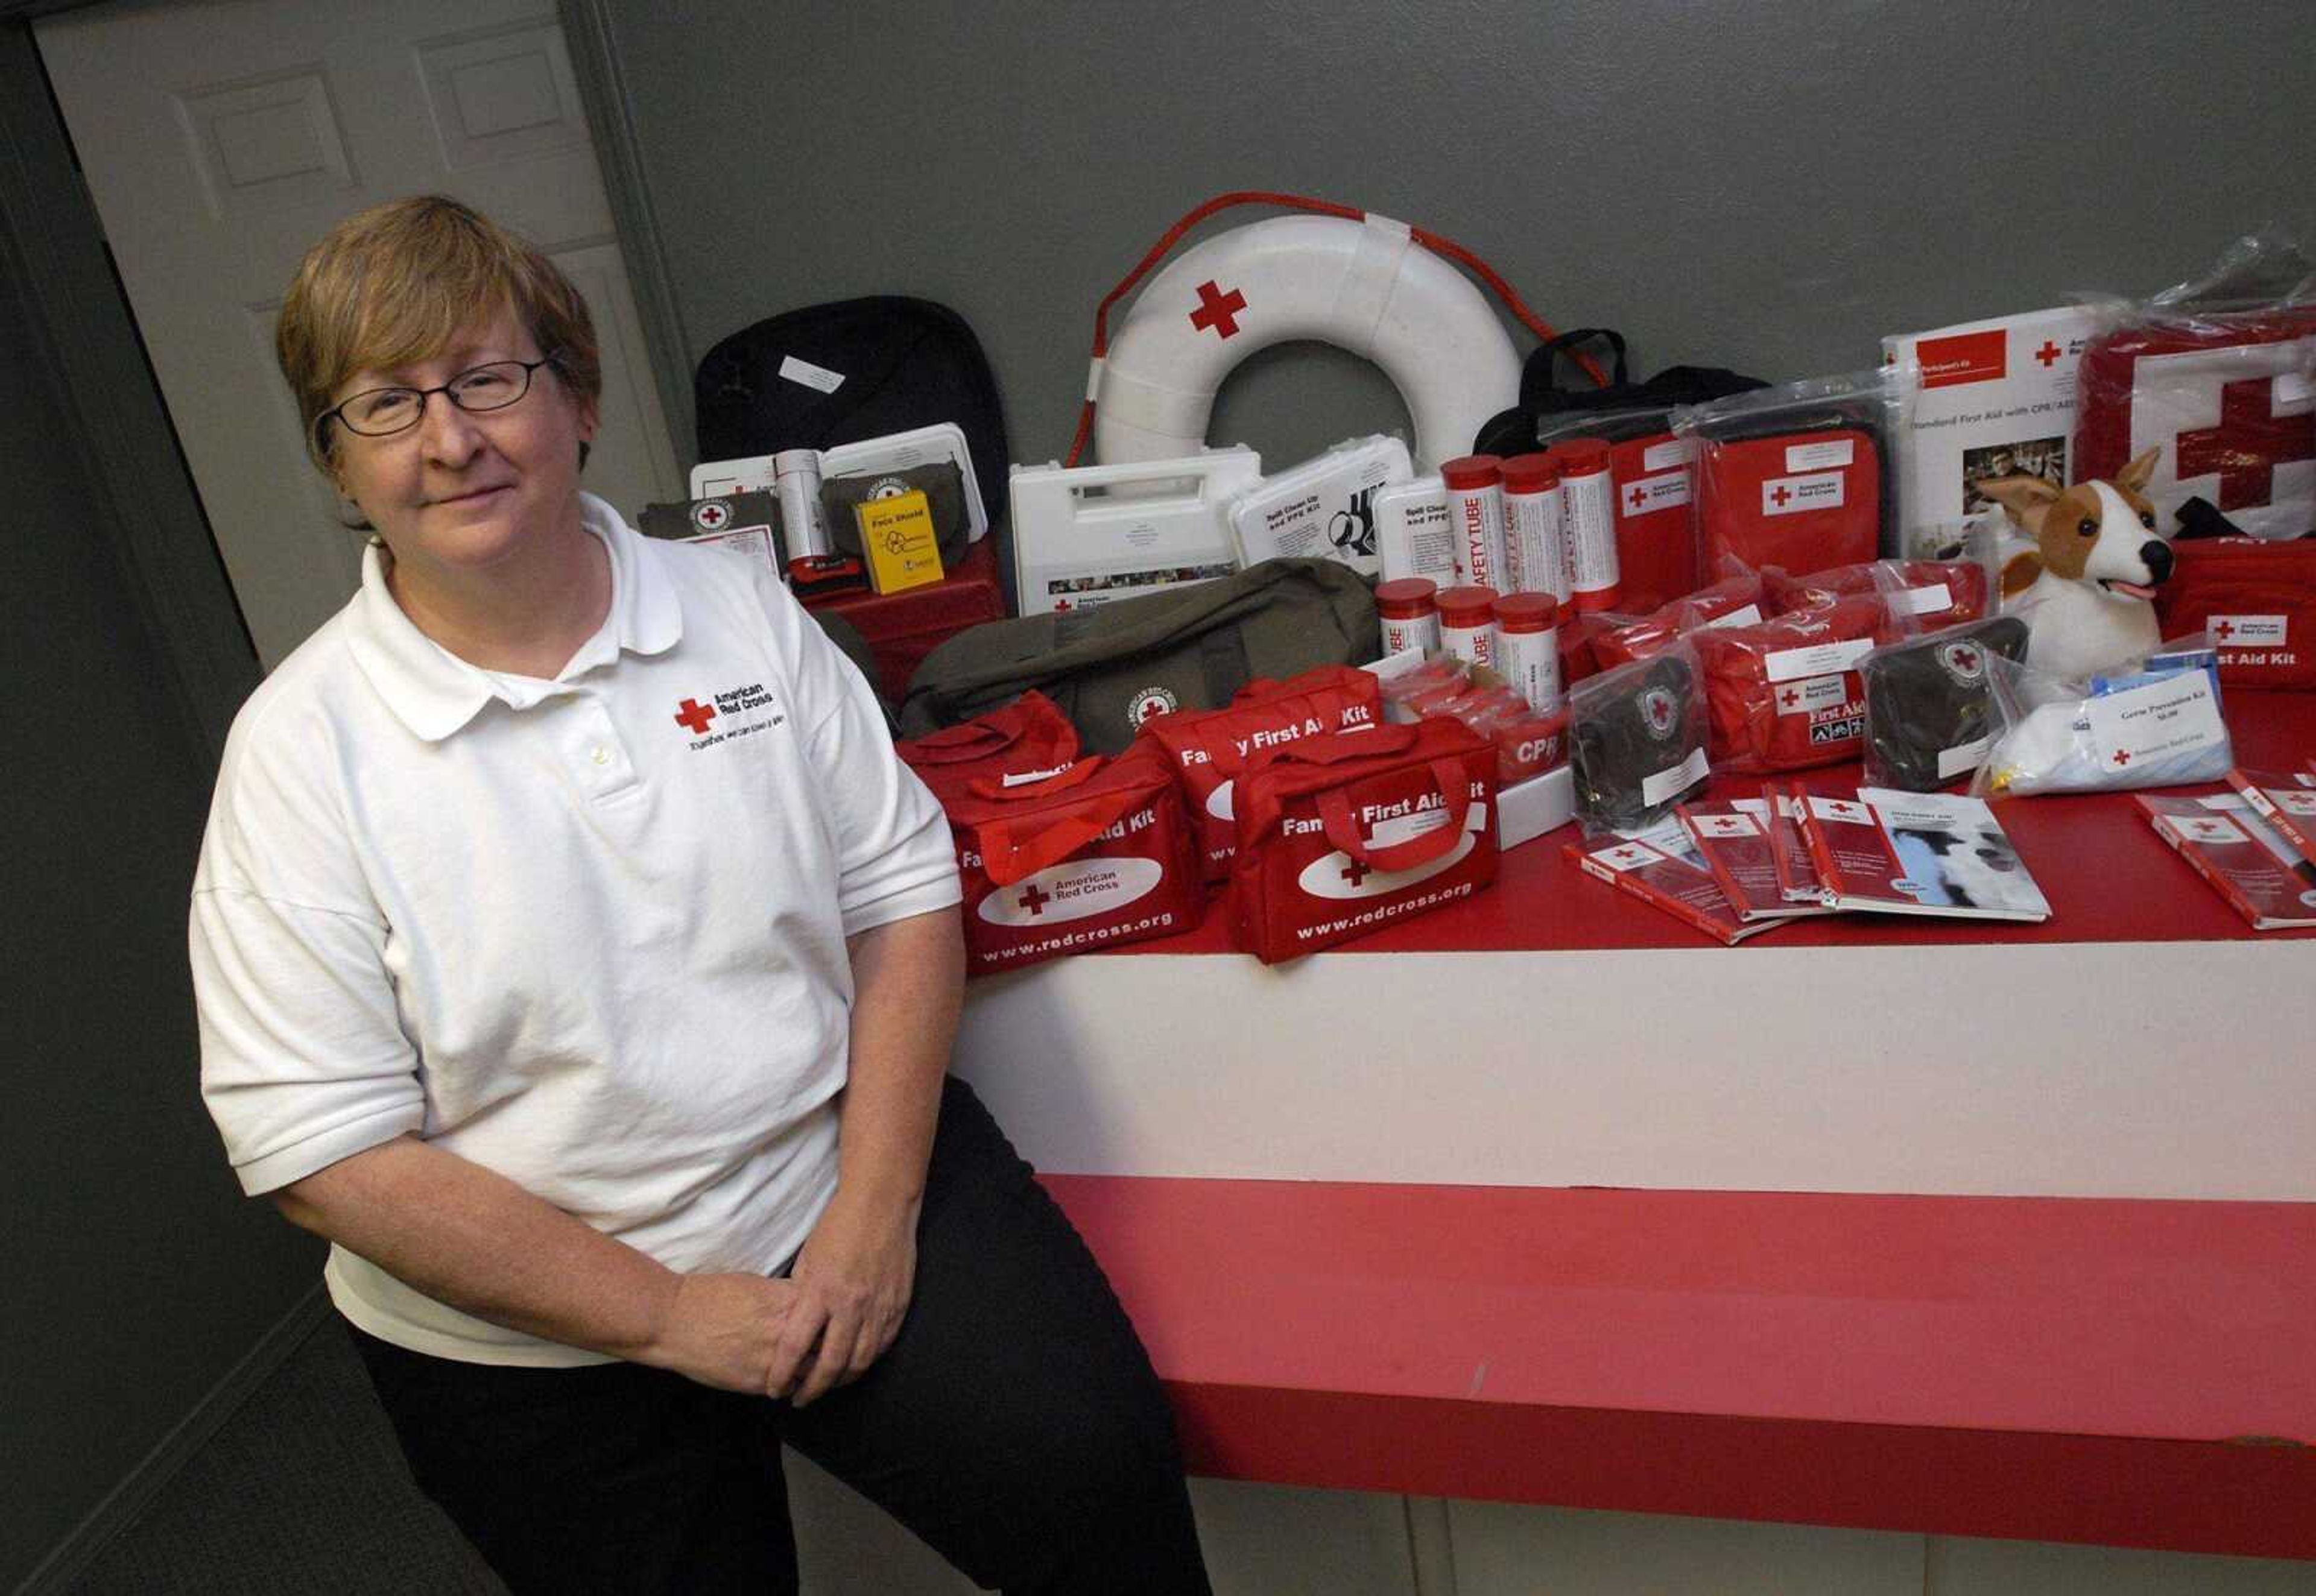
[{"xmin": 1520, "ymin": 328, "xmax": 1629, "ymax": 410}]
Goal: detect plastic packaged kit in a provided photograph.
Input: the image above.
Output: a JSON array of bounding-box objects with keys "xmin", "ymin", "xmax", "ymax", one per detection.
[
  {"xmin": 1592, "ymin": 570, "xmax": 1768, "ymax": 670},
  {"xmin": 1858, "ymin": 616, "xmax": 2031, "ymax": 791},
  {"xmin": 1766, "ymin": 558, "xmax": 1989, "ymax": 632},
  {"xmin": 1224, "ymin": 434, "xmax": 1413, "ymax": 577},
  {"xmin": 1569, "ymin": 642, "xmax": 1710, "ymax": 834},
  {"xmin": 2071, "ymin": 229, "xmax": 2316, "ymax": 544},
  {"xmin": 1374, "ymin": 475, "xmax": 1458, "ymax": 586},
  {"xmin": 1689, "ymin": 593, "xmax": 1900, "ymax": 775},
  {"xmin": 1674, "ymin": 370, "xmax": 1903, "ymax": 578},
  {"xmin": 1973, "ymin": 634, "xmax": 2235, "ymax": 797}
]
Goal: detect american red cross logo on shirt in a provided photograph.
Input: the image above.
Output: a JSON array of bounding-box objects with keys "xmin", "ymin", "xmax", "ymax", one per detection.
[
  {"xmin": 1189, "ymin": 280, "xmax": 1248, "ymax": 339},
  {"xmin": 1771, "ymin": 485, "xmax": 1794, "ymax": 508},
  {"xmin": 1017, "ymin": 884, "xmax": 1051, "ymax": 916},
  {"xmin": 2035, "ymin": 341, "xmax": 2063, "ymax": 367},
  {"xmin": 674, "ymin": 698, "xmax": 717, "ymax": 734}
]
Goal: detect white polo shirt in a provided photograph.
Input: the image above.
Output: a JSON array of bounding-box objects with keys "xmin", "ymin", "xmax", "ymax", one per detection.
[{"xmin": 190, "ymin": 494, "xmax": 960, "ymax": 1366}]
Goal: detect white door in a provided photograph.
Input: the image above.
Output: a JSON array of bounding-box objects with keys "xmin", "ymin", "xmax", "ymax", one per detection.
[{"xmin": 38, "ymin": 0, "xmax": 685, "ymax": 670}]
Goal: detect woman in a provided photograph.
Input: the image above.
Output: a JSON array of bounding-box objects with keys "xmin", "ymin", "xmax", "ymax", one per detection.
[{"xmin": 189, "ymin": 195, "xmax": 1209, "ymax": 1594}]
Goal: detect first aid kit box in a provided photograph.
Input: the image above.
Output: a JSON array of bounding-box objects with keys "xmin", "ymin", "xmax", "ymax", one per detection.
[
  {"xmin": 1224, "ymin": 434, "xmax": 1411, "ymax": 578},
  {"xmin": 1010, "ymin": 447, "xmax": 1259, "ymax": 616},
  {"xmin": 692, "ymin": 422, "xmax": 992, "ymax": 543}
]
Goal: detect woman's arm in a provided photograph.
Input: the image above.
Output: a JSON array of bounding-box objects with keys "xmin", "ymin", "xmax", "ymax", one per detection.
[
  {"xmin": 274, "ymin": 1136, "xmax": 802, "ymax": 1393},
  {"xmin": 768, "ymin": 903, "xmax": 966, "ymax": 1406}
]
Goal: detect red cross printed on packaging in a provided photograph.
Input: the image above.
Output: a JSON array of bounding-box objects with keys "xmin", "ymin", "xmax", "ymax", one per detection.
[
  {"xmin": 2215, "ymin": 619, "xmax": 2237, "ymax": 640},
  {"xmin": 1189, "ymin": 280, "xmax": 1248, "ymax": 339},
  {"xmin": 1053, "ymin": 598, "xmax": 1072, "ymax": 612},
  {"xmin": 2035, "ymin": 341, "xmax": 2063, "ymax": 368},
  {"xmin": 1780, "ymin": 688, "xmax": 1801, "ymax": 708},
  {"xmin": 1953, "ymin": 648, "xmax": 1979, "ymax": 671},
  {"xmin": 1771, "ymin": 485, "xmax": 1794, "ymax": 508},
  {"xmin": 696, "ymin": 502, "xmax": 729, "ymax": 529},
  {"xmin": 2174, "ymin": 376, "xmax": 2316, "ymax": 511},
  {"xmin": 1828, "ymin": 801, "xmax": 1863, "ymax": 819},
  {"xmin": 2113, "ymin": 749, "xmax": 2133, "ymax": 767},
  {"xmin": 1017, "ymin": 884, "xmax": 1051, "ymax": 917},
  {"xmin": 1607, "ymin": 846, "xmax": 1647, "ymax": 866},
  {"xmin": 674, "ymin": 698, "xmax": 717, "ymax": 734},
  {"xmin": 1340, "ymin": 858, "xmax": 1372, "ymax": 888},
  {"xmin": 1628, "ymin": 485, "xmax": 1647, "ymax": 510}
]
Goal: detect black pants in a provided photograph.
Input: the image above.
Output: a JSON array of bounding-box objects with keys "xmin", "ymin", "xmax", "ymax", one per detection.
[{"xmin": 351, "ymin": 1076, "xmax": 1210, "ymax": 1595}]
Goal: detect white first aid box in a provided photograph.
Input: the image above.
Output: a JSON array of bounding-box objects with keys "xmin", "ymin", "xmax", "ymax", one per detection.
[
  {"xmin": 1010, "ymin": 448, "xmax": 1260, "ymax": 616},
  {"xmin": 1882, "ymin": 304, "xmax": 2101, "ymax": 558},
  {"xmin": 690, "ymin": 423, "xmax": 991, "ymax": 542},
  {"xmin": 1223, "ymin": 434, "xmax": 1412, "ymax": 578}
]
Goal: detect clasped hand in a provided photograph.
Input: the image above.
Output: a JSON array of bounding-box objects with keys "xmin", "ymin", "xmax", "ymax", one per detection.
[{"xmin": 645, "ymin": 1193, "xmax": 917, "ymax": 1407}]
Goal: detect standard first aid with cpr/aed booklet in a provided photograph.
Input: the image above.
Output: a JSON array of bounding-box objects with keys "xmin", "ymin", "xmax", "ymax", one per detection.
[{"xmin": 2139, "ymin": 791, "xmax": 2316, "ymax": 930}]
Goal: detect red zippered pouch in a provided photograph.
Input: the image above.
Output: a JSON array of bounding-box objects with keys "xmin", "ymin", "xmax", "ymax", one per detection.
[{"xmin": 2153, "ymin": 537, "xmax": 2316, "ymax": 689}]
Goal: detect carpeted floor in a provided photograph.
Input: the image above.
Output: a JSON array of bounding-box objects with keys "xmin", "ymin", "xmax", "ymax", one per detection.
[{"xmin": 63, "ymin": 1316, "xmax": 502, "ymax": 1595}]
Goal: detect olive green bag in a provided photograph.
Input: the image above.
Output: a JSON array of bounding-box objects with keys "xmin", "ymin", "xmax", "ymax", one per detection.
[{"xmin": 899, "ymin": 559, "xmax": 1380, "ymax": 754}]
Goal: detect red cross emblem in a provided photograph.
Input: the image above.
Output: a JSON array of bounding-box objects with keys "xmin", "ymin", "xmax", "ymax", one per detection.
[
  {"xmin": 1053, "ymin": 598, "xmax": 1072, "ymax": 612},
  {"xmin": 1340, "ymin": 858, "xmax": 1372, "ymax": 888},
  {"xmin": 2112, "ymin": 748, "xmax": 2132, "ymax": 767},
  {"xmin": 1952, "ymin": 648, "xmax": 1979, "ymax": 671},
  {"xmin": 1137, "ymin": 697, "xmax": 1170, "ymax": 723},
  {"xmin": 1628, "ymin": 485, "xmax": 1647, "ymax": 509},
  {"xmin": 1017, "ymin": 884, "xmax": 1051, "ymax": 916},
  {"xmin": 1189, "ymin": 280, "xmax": 1248, "ymax": 339},
  {"xmin": 674, "ymin": 698, "xmax": 717, "ymax": 734},
  {"xmin": 1780, "ymin": 688, "xmax": 1801, "ymax": 708},
  {"xmin": 2215, "ymin": 619, "xmax": 2236, "ymax": 640},
  {"xmin": 695, "ymin": 501, "xmax": 729, "ymax": 529},
  {"xmin": 1829, "ymin": 802, "xmax": 1862, "ymax": 819},
  {"xmin": 2035, "ymin": 341, "xmax": 2063, "ymax": 368},
  {"xmin": 1607, "ymin": 846, "xmax": 1646, "ymax": 866},
  {"xmin": 1770, "ymin": 485, "xmax": 1794, "ymax": 508},
  {"xmin": 2175, "ymin": 377, "xmax": 2316, "ymax": 511}
]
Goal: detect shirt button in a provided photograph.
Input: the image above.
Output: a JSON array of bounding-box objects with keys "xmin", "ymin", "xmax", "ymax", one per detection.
[{"xmin": 591, "ymin": 746, "xmax": 610, "ymax": 766}]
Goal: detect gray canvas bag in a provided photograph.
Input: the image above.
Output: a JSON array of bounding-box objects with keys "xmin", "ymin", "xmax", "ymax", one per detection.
[{"xmin": 899, "ymin": 559, "xmax": 1379, "ymax": 754}]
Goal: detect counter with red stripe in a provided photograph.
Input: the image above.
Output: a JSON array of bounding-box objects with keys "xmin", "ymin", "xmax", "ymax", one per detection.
[{"xmin": 955, "ymin": 691, "xmax": 2316, "ymax": 1558}]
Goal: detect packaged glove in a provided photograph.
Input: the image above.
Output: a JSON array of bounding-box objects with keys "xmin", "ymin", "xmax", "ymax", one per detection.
[
  {"xmin": 1570, "ymin": 643, "xmax": 1710, "ymax": 833},
  {"xmin": 1859, "ymin": 616, "xmax": 2031, "ymax": 791},
  {"xmin": 1690, "ymin": 595, "xmax": 1899, "ymax": 775},
  {"xmin": 1766, "ymin": 558, "xmax": 1989, "ymax": 631},
  {"xmin": 1973, "ymin": 635, "xmax": 2234, "ymax": 796},
  {"xmin": 1592, "ymin": 571, "xmax": 1768, "ymax": 669}
]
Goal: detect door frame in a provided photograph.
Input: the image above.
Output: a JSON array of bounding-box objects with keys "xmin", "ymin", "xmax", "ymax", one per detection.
[{"xmin": 0, "ymin": 0, "xmax": 696, "ymax": 761}]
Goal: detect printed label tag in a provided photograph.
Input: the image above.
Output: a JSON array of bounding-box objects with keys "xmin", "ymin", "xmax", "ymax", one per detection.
[
  {"xmin": 1786, "ymin": 439, "xmax": 1856, "ymax": 472},
  {"xmin": 1689, "ymin": 812, "xmax": 1760, "ymax": 838},
  {"xmin": 1642, "ymin": 438, "xmax": 1694, "ymax": 473},
  {"xmin": 2209, "ymin": 614, "xmax": 2288, "ymax": 646},
  {"xmin": 1370, "ymin": 806, "xmax": 1454, "ymax": 849},
  {"xmin": 1639, "ymin": 745, "xmax": 1710, "ymax": 807},
  {"xmin": 1937, "ymin": 736, "xmax": 1992, "ymax": 779},
  {"xmin": 1765, "ymin": 637, "xmax": 1873, "ymax": 683},
  {"xmin": 2084, "ymin": 672, "xmax": 2227, "ymax": 767},
  {"xmin": 1774, "ymin": 673, "xmax": 1850, "ymax": 715},
  {"xmin": 778, "ymin": 355, "xmax": 847, "ymax": 394},
  {"xmin": 1622, "ymin": 470, "xmax": 1691, "ymax": 515},
  {"xmin": 1762, "ymin": 472, "xmax": 1846, "ymax": 517},
  {"xmin": 2161, "ymin": 812, "xmax": 2247, "ymax": 847},
  {"xmin": 2276, "ymin": 371, "xmax": 2315, "ymax": 409},
  {"xmin": 1703, "ymin": 603, "xmax": 1764, "ymax": 630},
  {"xmin": 1808, "ymin": 795, "xmax": 1875, "ymax": 824},
  {"xmin": 999, "ymin": 763, "xmax": 1077, "ymax": 788},
  {"xmin": 1590, "ymin": 840, "xmax": 1666, "ymax": 873},
  {"xmin": 1905, "ymin": 582, "xmax": 1954, "ymax": 615}
]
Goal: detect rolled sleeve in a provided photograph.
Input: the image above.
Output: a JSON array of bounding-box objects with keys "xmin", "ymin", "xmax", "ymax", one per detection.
[{"xmin": 191, "ymin": 885, "xmax": 425, "ymax": 1194}]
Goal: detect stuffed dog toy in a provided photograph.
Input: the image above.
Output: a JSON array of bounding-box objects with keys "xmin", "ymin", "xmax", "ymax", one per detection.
[{"xmin": 1978, "ymin": 449, "xmax": 2174, "ymax": 680}]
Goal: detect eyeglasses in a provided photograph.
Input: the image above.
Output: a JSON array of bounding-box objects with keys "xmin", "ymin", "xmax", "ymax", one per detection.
[{"xmin": 318, "ymin": 355, "xmax": 560, "ymax": 442}]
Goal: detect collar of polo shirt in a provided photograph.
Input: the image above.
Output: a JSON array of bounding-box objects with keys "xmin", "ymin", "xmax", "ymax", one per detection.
[{"xmin": 344, "ymin": 492, "xmax": 683, "ymax": 742}]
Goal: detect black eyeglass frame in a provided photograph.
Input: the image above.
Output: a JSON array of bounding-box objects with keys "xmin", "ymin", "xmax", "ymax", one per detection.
[{"xmin": 314, "ymin": 352, "xmax": 563, "ymax": 448}]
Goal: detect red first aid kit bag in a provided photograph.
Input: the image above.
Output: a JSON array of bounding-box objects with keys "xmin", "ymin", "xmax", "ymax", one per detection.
[
  {"xmin": 1691, "ymin": 595, "xmax": 1895, "ymax": 774},
  {"xmin": 941, "ymin": 745, "xmax": 1202, "ymax": 976},
  {"xmin": 1138, "ymin": 664, "xmax": 1382, "ymax": 882},
  {"xmin": 1692, "ymin": 427, "xmax": 1882, "ymax": 579},
  {"xmin": 1606, "ymin": 432, "xmax": 1700, "ymax": 608},
  {"xmin": 2074, "ymin": 305, "xmax": 2316, "ymax": 543},
  {"xmin": 1766, "ymin": 560, "xmax": 1988, "ymax": 630},
  {"xmin": 894, "ymin": 690, "xmax": 1080, "ymax": 803},
  {"xmin": 2153, "ymin": 537, "xmax": 2316, "ymax": 689},
  {"xmin": 1229, "ymin": 720, "xmax": 1496, "ymax": 962}
]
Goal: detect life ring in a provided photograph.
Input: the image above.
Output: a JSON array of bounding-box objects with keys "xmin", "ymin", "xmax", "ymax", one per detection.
[{"xmin": 1089, "ymin": 212, "xmax": 1522, "ymax": 474}]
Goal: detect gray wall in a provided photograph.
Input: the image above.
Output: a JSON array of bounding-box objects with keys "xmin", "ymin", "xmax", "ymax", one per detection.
[
  {"xmin": 603, "ymin": 0, "xmax": 2316, "ymax": 475},
  {"xmin": 0, "ymin": 40, "xmax": 318, "ymax": 1586}
]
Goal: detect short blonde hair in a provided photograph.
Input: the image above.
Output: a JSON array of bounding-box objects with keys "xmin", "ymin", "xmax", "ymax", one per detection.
[{"xmin": 276, "ymin": 195, "xmax": 600, "ymax": 468}]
